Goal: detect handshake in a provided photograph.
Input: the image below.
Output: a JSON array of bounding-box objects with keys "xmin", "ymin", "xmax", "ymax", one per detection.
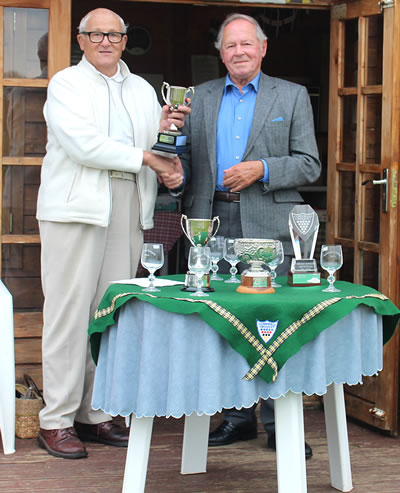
[{"xmin": 143, "ymin": 150, "xmax": 184, "ymax": 190}]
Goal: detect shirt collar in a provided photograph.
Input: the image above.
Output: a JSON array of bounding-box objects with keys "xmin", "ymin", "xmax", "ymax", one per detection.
[{"xmin": 224, "ymin": 72, "xmax": 261, "ymax": 94}]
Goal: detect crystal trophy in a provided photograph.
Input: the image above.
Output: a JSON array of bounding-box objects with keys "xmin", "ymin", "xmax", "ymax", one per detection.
[{"xmin": 288, "ymin": 205, "xmax": 321, "ymax": 286}]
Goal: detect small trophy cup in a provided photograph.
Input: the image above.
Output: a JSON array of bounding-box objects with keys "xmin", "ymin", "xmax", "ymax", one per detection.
[
  {"xmin": 152, "ymin": 82, "xmax": 194, "ymax": 155},
  {"xmin": 181, "ymin": 214, "xmax": 220, "ymax": 246},
  {"xmin": 181, "ymin": 214, "xmax": 220, "ymax": 292},
  {"xmin": 288, "ymin": 205, "xmax": 321, "ymax": 286},
  {"xmin": 234, "ymin": 238, "xmax": 279, "ymax": 294}
]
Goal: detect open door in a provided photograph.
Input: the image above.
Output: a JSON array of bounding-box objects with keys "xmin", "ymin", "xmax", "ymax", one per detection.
[
  {"xmin": 0, "ymin": 0, "xmax": 71, "ymax": 386},
  {"xmin": 327, "ymin": 0, "xmax": 399, "ymax": 433}
]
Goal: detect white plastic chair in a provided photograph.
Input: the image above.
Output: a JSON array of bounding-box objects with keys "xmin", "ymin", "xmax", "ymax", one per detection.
[{"xmin": 0, "ymin": 280, "xmax": 16, "ymax": 454}]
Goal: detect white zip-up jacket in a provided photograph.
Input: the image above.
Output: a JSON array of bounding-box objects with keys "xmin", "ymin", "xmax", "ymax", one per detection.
[{"xmin": 37, "ymin": 56, "xmax": 161, "ymax": 229}]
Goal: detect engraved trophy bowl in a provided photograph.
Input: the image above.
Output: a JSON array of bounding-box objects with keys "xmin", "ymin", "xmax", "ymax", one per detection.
[{"xmin": 234, "ymin": 238, "xmax": 280, "ymax": 294}]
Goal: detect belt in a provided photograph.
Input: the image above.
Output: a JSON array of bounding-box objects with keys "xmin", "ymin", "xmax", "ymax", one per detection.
[
  {"xmin": 214, "ymin": 191, "xmax": 240, "ymax": 203},
  {"xmin": 109, "ymin": 170, "xmax": 136, "ymax": 182}
]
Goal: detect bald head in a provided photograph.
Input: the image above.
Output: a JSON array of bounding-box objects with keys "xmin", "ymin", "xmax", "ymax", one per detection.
[{"xmin": 78, "ymin": 8, "xmax": 126, "ymax": 34}]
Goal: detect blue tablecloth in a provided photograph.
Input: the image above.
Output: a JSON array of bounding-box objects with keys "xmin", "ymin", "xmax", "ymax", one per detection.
[{"xmin": 92, "ymin": 302, "xmax": 382, "ymax": 418}]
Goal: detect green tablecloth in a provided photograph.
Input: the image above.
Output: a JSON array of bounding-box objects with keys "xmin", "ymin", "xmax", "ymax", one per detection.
[{"xmin": 89, "ymin": 275, "xmax": 400, "ymax": 384}]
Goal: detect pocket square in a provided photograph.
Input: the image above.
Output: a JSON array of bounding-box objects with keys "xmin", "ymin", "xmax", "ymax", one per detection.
[{"xmin": 272, "ymin": 117, "xmax": 284, "ymax": 122}]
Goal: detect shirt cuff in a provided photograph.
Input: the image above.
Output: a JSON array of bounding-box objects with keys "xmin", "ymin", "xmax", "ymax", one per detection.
[{"xmin": 258, "ymin": 159, "xmax": 269, "ymax": 183}]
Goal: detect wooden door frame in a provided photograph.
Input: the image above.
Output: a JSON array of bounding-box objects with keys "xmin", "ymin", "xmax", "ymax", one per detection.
[{"xmin": 326, "ymin": 0, "xmax": 400, "ymax": 434}]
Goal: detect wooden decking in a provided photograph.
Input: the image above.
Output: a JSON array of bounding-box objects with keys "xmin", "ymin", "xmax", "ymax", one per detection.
[{"xmin": 1, "ymin": 407, "xmax": 400, "ymax": 493}]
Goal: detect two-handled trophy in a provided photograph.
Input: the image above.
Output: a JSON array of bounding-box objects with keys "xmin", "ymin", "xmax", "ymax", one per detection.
[
  {"xmin": 181, "ymin": 214, "xmax": 220, "ymax": 292},
  {"xmin": 152, "ymin": 82, "xmax": 194, "ymax": 155},
  {"xmin": 288, "ymin": 205, "xmax": 321, "ymax": 286}
]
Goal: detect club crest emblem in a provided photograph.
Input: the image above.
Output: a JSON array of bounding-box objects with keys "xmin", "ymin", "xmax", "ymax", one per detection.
[{"xmin": 256, "ymin": 319, "xmax": 279, "ymax": 344}]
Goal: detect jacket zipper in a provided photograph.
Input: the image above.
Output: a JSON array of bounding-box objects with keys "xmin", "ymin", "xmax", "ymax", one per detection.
[{"xmin": 121, "ymin": 77, "xmax": 144, "ymax": 229}]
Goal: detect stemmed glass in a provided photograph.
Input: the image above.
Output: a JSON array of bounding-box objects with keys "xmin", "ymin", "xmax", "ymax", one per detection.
[
  {"xmin": 188, "ymin": 246, "xmax": 212, "ymax": 297},
  {"xmin": 140, "ymin": 243, "xmax": 164, "ymax": 292},
  {"xmin": 267, "ymin": 241, "xmax": 284, "ymax": 288},
  {"xmin": 320, "ymin": 244, "xmax": 343, "ymax": 293},
  {"xmin": 223, "ymin": 238, "xmax": 241, "ymax": 284},
  {"xmin": 208, "ymin": 236, "xmax": 225, "ymax": 281}
]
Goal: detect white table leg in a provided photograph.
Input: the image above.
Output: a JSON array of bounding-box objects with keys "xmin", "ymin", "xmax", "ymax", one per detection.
[
  {"xmin": 122, "ymin": 415, "xmax": 154, "ymax": 493},
  {"xmin": 323, "ymin": 383, "xmax": 353, "ymax": 492},
  {"xmin": 0, "ymin": 281, "xmax": 15, "ymax": 455},
  {"xmin": 181, "ymin": 413, "xmax": 210, "ymax": 474},
  {"xmin": 275, "ymin": 391, "xmax": 307, "ymax": 493}
]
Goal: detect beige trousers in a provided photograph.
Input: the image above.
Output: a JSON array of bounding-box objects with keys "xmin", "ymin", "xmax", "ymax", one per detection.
[{"xmin": 39, "ymin": 178, "xmax": 143, "ymax": 429}]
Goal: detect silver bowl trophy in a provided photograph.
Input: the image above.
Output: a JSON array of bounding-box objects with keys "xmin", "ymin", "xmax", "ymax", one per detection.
[
  {"xmin": 181, "ymin": 214, "xmax": 220, "ymax": 291},
  {"xmin": 234, "ymin": 238, "xmax": 280, "ymax": 294},
  {"xmin": 288, "ymin": 205, "xmax": 321, "ymax": 286},
  {"xmin": 152, "ymin": 82, "xmax": 194, "ymax": 155}
]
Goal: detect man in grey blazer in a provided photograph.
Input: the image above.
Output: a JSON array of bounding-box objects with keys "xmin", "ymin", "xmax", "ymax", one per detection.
[{"xmin": 163, "ymin": 13, "xmax": 320, "ymax": 458}]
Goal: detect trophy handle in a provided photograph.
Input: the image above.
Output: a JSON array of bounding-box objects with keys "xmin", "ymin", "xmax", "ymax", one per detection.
[
  {"xmin": 180, "ymin": 214, "xmax": 193, "ymax": 245},
  {"xmin": 161, "ymin": 82, "xmax": 170, "ymax": 106},
  {"xmin": 210, "ymin": 216, "xmax": 220, "ymax": 240},
  {"xmin": 185, "ymin": 86, "xmax": 195, "ymax": 105}
]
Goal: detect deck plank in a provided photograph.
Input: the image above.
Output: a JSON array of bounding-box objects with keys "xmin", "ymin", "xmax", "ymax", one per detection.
[{"xmin": 1, "ymin": 408, "xmax": 400, "ymax": 492}]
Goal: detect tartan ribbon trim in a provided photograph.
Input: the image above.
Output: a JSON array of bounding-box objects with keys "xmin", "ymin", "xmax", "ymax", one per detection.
[
  {"xmin": 93, "ymin": 291, "xmax": 279, "ymax": 377},
  {"xmin": 93, "ymin": 291, "xmax": 389, "ymax": 383},
  {"xmin": 244, "ymin": 292, "xmax": 389, "ymax": 382}
]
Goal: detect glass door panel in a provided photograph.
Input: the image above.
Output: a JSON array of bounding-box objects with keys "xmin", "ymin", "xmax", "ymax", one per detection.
[
  {"xmin": 361, "ymin": 250, "xmax": 379, "ymax": 289},
  {"xmin": 367, "ymin": 15, "xmax": 383, "ymax": 86},
  {"xmin": 364, "ymin": 95, "xmax": 382, "ymax": 164},
  {"xmin": 338, "ymin": 171, "xmax": 355, "ymax": 239},
  {"xmin": 3, "ymin": 7, "xmax": 48, "ymax": 79},
  {"xmin": 342, "ymin": 95, "xmax": 357, "ymax": 163},
  {"xmin": 344, "ymin": 19, "xmax": 358, "ymax": 87},
  {"xmin": 361, "ymin": 173, "xmax": 381, "ymax": 243},
  {"xmin": 3, "ymin": 87, "xmax": 47, "ymax": 156}
]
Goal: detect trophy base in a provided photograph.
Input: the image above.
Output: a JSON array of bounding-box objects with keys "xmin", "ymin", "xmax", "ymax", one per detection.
[
  {"xmin": 152, "ymin": 132, "xmax": 187, "ymax": 155},
  {"xmin": 236, "ymin": 285, "xmax": 275, "ymax": 294},
  {"xmin": 288, "ymin": 271, "xmax": 321, "ymax": 287},
  {"xmin": 182, "ymin": 272, "xmax": 213, "ymax": 292},
  {"xmin": 236, "ymin": 273, "xmax": 275, "ymax": 294},
  {"xmin": 181, "ymin": 286, "xmax": 215, "ymax": 293}
]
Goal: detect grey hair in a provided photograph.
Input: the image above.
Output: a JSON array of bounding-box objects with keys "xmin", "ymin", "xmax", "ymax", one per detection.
[
  {"xmin": 214, "ymin": 13, "xmax": 267, "ymax": 52},
  {"xmin": 78, "ymin": 9, "xmax": 127, "ymax": 33}
]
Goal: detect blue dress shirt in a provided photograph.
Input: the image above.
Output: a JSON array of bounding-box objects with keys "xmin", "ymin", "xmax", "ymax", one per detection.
[{"xmin": 216, "ymin": 72, "xmax": 269, "ymax": 191}]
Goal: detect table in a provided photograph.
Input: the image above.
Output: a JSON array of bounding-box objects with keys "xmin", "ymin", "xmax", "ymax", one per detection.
[
  {"xmin": 0, "ymin": 280, "xmax": 16, "ymax": 454},
  {"xmin": 90, "ymin": 277, "xmax": 399, "ymax": 493}
]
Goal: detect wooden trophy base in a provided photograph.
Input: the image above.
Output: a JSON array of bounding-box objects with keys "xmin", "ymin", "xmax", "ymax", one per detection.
[{"xmin": 236, "ymin": 274, "xmax": 275, "ymax": 294}]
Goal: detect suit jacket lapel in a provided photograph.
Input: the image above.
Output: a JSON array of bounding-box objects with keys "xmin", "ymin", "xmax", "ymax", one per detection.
[
  {"xmin": 244, "ymin": 73, "xmax": 277, "ymax": 160},
  {"xmin": 203, "ymin": 79, "xmax": 225, "ymax": 178}
]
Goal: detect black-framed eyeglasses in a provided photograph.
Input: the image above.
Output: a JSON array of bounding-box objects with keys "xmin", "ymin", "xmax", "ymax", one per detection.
[{"xmin": 81, "ymin": 31, "xmax": 125, "ymax": 43}]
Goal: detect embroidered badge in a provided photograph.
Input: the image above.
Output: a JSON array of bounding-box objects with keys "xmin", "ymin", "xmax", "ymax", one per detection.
[{"xmin": 256, "ymin": 319, "xmax": 279, "ymax": 344}]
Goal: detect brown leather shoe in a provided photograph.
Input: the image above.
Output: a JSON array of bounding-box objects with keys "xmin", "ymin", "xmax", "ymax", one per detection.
[
  {"xmin": 75, "ymin": 421, "xmax": 129, "ymax": 447},
  {"xmin": 38, "ymin": 427, "xmax": 88, "ymax": 459}
]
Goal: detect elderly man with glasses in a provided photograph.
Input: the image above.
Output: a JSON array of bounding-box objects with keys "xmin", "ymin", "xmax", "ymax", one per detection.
[{"xmin": 36, "ymin": 8, "xmax": 187, "ymax": 459}]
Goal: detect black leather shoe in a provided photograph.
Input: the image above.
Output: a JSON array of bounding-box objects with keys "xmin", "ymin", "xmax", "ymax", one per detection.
[
  {"xmin": 208, "ymin": 420, "xmax": 257, "ymax": 447},
  {"xmin": 75, "ymin": 421, "xmax": 129, "ymax": 447},
  {"xmin": 267, "ymin": 432, "xmax": 313, "ymax": 460}
]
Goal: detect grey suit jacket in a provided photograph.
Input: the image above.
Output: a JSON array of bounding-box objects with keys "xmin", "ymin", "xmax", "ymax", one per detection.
[{"xmin": 180, "ymin": 72, "xmax": 321, "ymax": 251}]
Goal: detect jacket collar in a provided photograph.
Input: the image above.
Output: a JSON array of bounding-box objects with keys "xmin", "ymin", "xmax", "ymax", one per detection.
[{"xmin": 78, "ymin": 55, "xmax": 131, "ymax": 81}]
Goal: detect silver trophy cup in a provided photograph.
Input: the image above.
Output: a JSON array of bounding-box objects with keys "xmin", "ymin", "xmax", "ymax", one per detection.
[{"xmin": 181, "ymin": 214, "xmax": 220, "ymax": 246}]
